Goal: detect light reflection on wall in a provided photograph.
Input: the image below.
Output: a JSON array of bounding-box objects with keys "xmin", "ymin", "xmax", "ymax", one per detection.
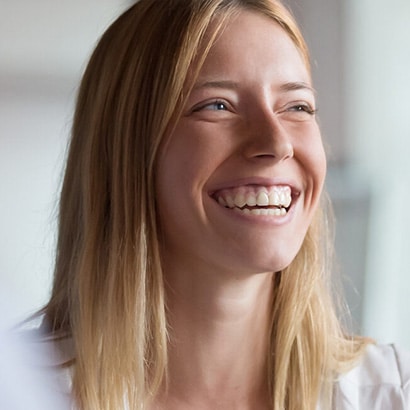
[{"xmin": 344, "ymin": 0, "xmax": 410, "ymax": 347}]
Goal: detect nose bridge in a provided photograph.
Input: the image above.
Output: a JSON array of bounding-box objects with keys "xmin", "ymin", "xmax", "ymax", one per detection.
[{"xmin": 243, "ymin": 105, "xmax": 294, "ymax": 161}]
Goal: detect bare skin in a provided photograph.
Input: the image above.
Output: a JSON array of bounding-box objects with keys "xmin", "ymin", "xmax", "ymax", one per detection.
[{"xmin": 151, "ymin": 268, "xmax": 273, "ymax": 410}]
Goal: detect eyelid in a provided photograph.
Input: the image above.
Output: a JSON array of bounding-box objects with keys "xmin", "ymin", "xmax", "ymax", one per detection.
[
  {"xmin": 190, "ymin": 98, "xmax": 232, "ymax": 113},
  {"xmin": 277, "ymin": 100, "xmax": 317, "ymax": 115}
]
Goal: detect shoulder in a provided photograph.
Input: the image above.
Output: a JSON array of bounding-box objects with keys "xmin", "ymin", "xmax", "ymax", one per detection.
[{"xmin": 333, "ymin": 344, "xmax": 410, "ymax": 409}]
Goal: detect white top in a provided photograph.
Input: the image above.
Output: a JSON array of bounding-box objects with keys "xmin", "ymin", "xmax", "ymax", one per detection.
[
  {"xmin": 330, "ymin": 344, "xmax": 410, "ymax": 409},
  {"xmin": 1, "ymin": 330, "xmax": 409, "ymax": 409}
]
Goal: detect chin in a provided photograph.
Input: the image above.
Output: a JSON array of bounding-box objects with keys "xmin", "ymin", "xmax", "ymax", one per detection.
[
  {"xmin": 232, "ymin": 246, "xmax": 301, "ymax": 276},
  {"xmin": 256, "ymin": 239, "xmax": 304, "ymax": 272}
]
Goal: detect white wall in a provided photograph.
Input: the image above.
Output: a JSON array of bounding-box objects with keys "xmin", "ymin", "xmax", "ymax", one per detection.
[
  {"xmin": 344, "ymin": 0, "xmax": 410, "ymax": 347},
  {"xmin": 0, "ymin": 79, "xmax": 70, "ymax": 324},
  {"xmin": 0, "ymin": 1, "xmax": 131, "ymax": 324}
]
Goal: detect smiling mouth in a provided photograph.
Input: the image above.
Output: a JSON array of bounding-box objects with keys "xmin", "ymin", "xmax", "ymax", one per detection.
[{"xmin": 212, "ymin": 185, "xmax": 295, "ymax": 216}]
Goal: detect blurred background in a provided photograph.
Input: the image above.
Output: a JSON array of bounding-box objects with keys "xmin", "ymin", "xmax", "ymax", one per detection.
[{"xmin": 0, "ymin": 0, "xmax": 409, "ymax": 347}]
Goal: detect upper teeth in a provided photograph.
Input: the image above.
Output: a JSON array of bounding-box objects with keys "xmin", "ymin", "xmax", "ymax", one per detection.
[{"xmin": 216, "ymin": 186, "xmax": 292, "ymax": 209}]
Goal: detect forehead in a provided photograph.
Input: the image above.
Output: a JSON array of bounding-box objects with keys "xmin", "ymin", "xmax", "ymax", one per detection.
[{"xmin": 195, "ymin": 10, "xmax": 310, "ymax": 86}]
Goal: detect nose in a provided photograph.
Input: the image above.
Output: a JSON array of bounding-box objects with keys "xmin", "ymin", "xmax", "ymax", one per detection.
[{"xmin": 243, "ymin": 112, "xmax": 294, "ymax": 162}]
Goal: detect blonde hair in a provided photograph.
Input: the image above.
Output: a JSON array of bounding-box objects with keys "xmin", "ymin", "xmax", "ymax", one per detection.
[{"xmin": 44, "ymin": 0, "xmax": 370, "ymax": 409}]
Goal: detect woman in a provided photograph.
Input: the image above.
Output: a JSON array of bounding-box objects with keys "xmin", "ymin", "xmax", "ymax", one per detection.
[{"xmin": 41, "ymin": 0, "xmax": 409, "ymax": 409}]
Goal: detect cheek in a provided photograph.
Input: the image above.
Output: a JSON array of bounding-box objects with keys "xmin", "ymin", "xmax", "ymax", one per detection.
[
  {"xmin": 295, "ymin": 127, "xmax": 327, "ymax": 185},
  {"xmin": 307, "ymin": 141, "xmax": 327, "ymax": 183},
  {"xmin": 158, "ymin": 124, "xmax": 234, "ymax": 187},
  {"xmin": 155, "ymin": 130, "xmax": 221, "ymax": 218},
  {"xmin": 157, "ymin": 134, "xmax": 199, "ymax": 189},
  {"xmin": 314, "ymin": 141, "xmax": 327, "ymax": 185}
]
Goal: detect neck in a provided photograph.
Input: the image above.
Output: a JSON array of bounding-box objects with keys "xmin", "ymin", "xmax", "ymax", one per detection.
[{"xmin": 157, "ymin": 262, "xmax": 274, "ymax": 409}]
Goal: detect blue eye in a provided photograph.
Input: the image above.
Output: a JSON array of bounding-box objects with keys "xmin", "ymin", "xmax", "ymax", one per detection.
[
  {"xmin": 210, "ymin": 101, "xmax": 228, "ymax": 110},
  {"xmin": 193, "ymin": 100, "xmax": 229, "ymax": 112}
]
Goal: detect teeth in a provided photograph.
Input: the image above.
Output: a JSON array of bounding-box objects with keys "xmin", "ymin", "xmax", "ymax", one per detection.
[
  {"xmin": 220, "ymin": 186, "xmax": 292, "ymax": 210},
  {"xmin": 218, "ymin": 196, "xmax": 227, "ymax": 207},
  {"xmin": 234, "ymin": 192, "xmax": 247, "ymax": 208},
  {"xmin": 256, "ymin": 191, "xmax": 269, "ymax": 206},
  {"xmin": 269, "ymin": 191, "xmax": 280, "ymax": 206},
  {"xmin": 245, "ymin": 192, "xmax": 257, "ymax": 206},
  {"xmin": 226, "ymin": 195, "xmax": 235, "ymax": 208},
  {"xmin": 280, "ymin": 191, "xmax": 291, "ymax": 207},
  {"xmin": 234, "ymin": 207, "xmax": 287, "ymax": 216}
]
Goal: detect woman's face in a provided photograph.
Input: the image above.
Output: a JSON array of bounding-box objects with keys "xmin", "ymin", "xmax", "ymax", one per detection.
[{"xmin": 156, "ymin": 11, "xmax": 326, "ymax": 276}]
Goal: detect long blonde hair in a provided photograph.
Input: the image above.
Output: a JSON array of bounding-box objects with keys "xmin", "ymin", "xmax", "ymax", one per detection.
[{"xmin": 44, "ymin": 0, "xmax": 370, "ymax": 408}]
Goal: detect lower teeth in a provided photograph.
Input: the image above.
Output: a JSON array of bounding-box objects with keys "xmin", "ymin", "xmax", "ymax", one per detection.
[{"xmin": 233, "ymin": 207, "xmax": 287, "ymax": 216}]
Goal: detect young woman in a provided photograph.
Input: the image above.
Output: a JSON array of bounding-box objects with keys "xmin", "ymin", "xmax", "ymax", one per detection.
[{"xmin": 40, "ymin": 0, "xmax": 409, "ymax": 409}]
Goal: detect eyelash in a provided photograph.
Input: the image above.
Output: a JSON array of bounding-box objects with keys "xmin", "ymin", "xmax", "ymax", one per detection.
[
  {"xmin": 285, "ymin": 103, "xmax": 317, "ymax": 116},
  {"xmin": 191, "ymin": 100, "xmax": 317, "ymax": 116},
  {"xmin": 192, "ymin": 99, "xmax": 229, "ymax": 112}
]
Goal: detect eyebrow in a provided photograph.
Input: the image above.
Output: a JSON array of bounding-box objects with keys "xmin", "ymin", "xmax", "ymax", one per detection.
[
  {"xmin": 192, "ymin": 80, "xmax": 315, "ymax": 94},
  {"xmin": 192, "ymin": 80, "xmax": 240, "ymax": 90},
  {"xmin": 279, "ymin": 81, "xmax": 316, "ymax": 95}
]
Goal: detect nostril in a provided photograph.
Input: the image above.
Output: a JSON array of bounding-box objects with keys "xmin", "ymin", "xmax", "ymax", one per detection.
[
  {"xmin": 255, "ymin": 154, "xmax": 276, "ymax": 159},
  {"xmin": 244, "ymin": 133, "xmax": 294, "ymax": 161}
]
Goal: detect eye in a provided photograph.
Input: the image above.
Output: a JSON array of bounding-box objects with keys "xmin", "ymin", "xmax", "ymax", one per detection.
[
  {"xmin": 287, "ymin": 103, "xmax": 316, "ymax": 115},
  {"xmin": 277, "ymin": 102, "xmax": 317, "ymax": 122},
  {"xmin": 192, "ymin": 99, "xmax": 230, "ymax": 112}
]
